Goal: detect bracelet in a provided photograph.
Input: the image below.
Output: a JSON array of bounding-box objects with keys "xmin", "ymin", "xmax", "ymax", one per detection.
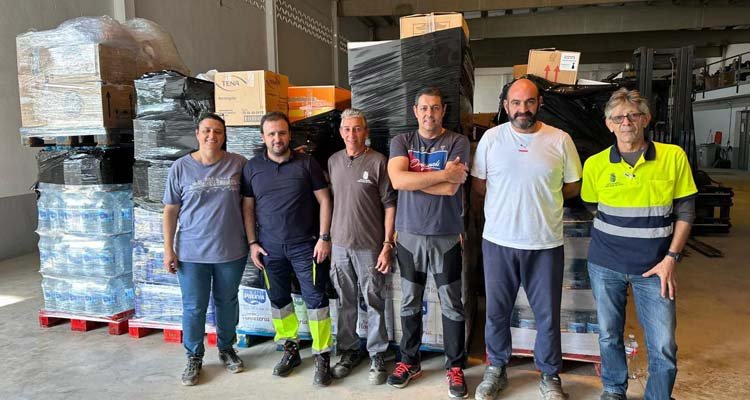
[
  {"xmin": 248, "ymin": 240, "xmax": 259, "ymax": 246},
  {"xmin": 383, "ymin": 241, "xmax": 395, "ymax": 248}
]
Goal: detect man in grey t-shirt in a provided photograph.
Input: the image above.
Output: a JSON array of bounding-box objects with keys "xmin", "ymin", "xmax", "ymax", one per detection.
[
  {"xmin": 327, "ymin": 108, "xmax": 396, "ymax": 385},
  {"xmin": 386, "ymin": 87, "xmax": 470, "ymax": 398}
]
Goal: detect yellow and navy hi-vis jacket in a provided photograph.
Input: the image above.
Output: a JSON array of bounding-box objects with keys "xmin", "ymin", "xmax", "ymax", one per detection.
[{"xmin": 581, "ymin": 141, "xmax": 698, "ymax": 274}]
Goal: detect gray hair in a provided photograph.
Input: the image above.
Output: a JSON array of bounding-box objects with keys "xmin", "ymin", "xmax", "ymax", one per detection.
[
  {"xmin": 604, "ymin": 88, "xmax": 651, "ymax": 120},
  {"xmin": 341, "ymin": 108, "xmax": 368, "ymax": 129}
]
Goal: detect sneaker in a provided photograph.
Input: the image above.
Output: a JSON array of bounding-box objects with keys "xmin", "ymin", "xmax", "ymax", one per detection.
[
  {"xmin": 368, "ymin": 353, "xmax": 387, "ymax": 385},
  {"xmin": 446, "ymin": 367, "xmax": 468, "ymax": 399},
  {"xmin": 331, "ymin": 350, "xmax": 363, "ymax": 379},
  {"xmin": 539, "ymin": 374, "xmax": 569, "ymax": 400},
  {"xmin": 600, "ymin": 392, "xmax": 627, "ymax": 400},
  {"xmin": 219, "ymin": 347, "xmax": 244, "ymax": 373},
  {"xmin": 181, "ymin": 356, "xmax": 202, "ymax": 386},
  {"xmin": 475, "ymin": 365, "xmax": 508, "ymax": 400},
  {"xmin": 313, "ymin": 352, "xmax": 333, "ymax": 387},
  {"xmin": 387, "ymin": 362, "xmax": 422, "ymax": 389},
  {"xmin": 273, "ymin": 341, "xmax": 301, "ymax": 377}
]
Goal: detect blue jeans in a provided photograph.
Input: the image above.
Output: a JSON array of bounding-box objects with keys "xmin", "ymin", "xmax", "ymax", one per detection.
[
  {"xmin": 588, "ymin": 262, "xmax": 677, "ymax": 399},
  {"xmin": 177, "ymin": 256, "xmax": 247, "ymax": 357}
]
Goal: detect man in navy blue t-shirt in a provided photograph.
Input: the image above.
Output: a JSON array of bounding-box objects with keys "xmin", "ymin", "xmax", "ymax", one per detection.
[{"xmin": 241, "ymin": 112, "xmax": 334, "ymax": 386}]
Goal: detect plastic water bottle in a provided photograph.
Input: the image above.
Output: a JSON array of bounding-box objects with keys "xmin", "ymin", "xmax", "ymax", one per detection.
[
  {"xmin": 63, "ymin": 191, "xmax": 85, "ymax": 233},
  {"xmin": 85, "ymin": 281, "xmax": 103, "ymax": 315},
  {"xmin": 54, "ymin": 279, "xmax": 70, "ymax": 312},
  {"xmin": 101, "ymin": 279, "xmax": 118, "ymax": 315},
  {"xmin": 70, "ymin": 279, "xmax": 88, "ymax": 313},
  {"xmin": 38, "ymin": 235, "xmax": 53, "ymax": 270},
  {"xmin": 625, "ymin": 333, "xmax": 641, "ymax": 379},
  {"xmin": 48, "ymin": 189, "xmax": 64, "ymax": 232},
  {"xmin": 115, "ymin": 190, "xmax": 133, "ymax": 234},
  {"xmin": 92, "ymin": 191, "xmax": 116, "ymax": 234},
  {"xmin": 41, "ymin": 278, "xmax": 57, "ymax": 310},
  {"xmin": 37, "ymin": 192, "xmax": 51, "ymax": 232}
]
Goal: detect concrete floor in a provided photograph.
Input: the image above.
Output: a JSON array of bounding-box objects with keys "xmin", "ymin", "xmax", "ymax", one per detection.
[{"xmin": 1, "ymin": 169, "xmax": 749, "ymax": 399}]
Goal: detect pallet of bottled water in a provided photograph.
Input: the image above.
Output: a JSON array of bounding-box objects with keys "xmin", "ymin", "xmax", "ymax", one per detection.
[{"xmin": 37, "ymin": 183, "xmax": 135, "ymax": 317}]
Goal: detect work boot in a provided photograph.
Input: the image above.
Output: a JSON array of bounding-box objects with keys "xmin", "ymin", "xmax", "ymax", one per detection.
[
  {"xmin": 273, "ymin": 341, "xmax": 301, "ymax": 377},
  {"xmin": 539, "ymin": 373, "xmax": 569, "ymax": 400},
  {"xmin": 600, "ymin": 392, "xmax": 627, "ymax": 400},
  {"xmin": 475, "ymin": 365, "xmax": 508, "ymax": 400},
  {"xmin": 219, "ymin": 347, "xmax": 244, "ymax": 373},
  {"xmin": 387, "ymin": 361, "xmax": 422, "ymax": 388},
  {"xmin": 368, "ymin": 353, "xmax": 387, "ymax": 385},
  {"xmin": 313, "ymin": 352, "xmax": 333, "ymax": 387},
  {"xmin": 446, "ymin": 366, "xmax": 468, "ymax": 398},
  {"xmin": 180, "ymin": 355, "xmax": 202, "ymax": 386},
  {"xmin": 331, "ymin": 349, "xmax": 363, "ymax": 379}
]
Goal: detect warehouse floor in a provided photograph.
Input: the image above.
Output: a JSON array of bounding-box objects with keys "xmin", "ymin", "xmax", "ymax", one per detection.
[{"xmin": 1, "ymin": 169, "xmax": 749, "ymax": 400}]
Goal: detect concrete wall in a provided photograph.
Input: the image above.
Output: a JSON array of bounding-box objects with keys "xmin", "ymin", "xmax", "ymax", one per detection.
[
  {"xmin": 0, "ymin": 0, "xmax": 117, "ymax": 260},
  {"xmin": 133, "ymin": 0, "xmax": 267, "ymax": 74}
]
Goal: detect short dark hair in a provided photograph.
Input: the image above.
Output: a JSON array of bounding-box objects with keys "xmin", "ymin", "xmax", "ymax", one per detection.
[
  {"xmin": 260, "ymin": 111, "xmax": 291, "ymax": 134},
  {"xmin": 198, "ymin": 112, "xmax": 226, "ymax": 129},
  {"xmin": 413, "ymin": 87, "xmax": 444, "ymax": 106}
]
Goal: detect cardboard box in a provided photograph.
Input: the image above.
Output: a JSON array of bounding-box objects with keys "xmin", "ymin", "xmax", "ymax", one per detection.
[
  {"xmin": 527, "ymin": 49, "xmax": 581, "ymax": 85},
  {"xmin": 17, "ymin": 43, "xmax": 137, "ymax": 84},
  {"xmin": 214, "ymin": 70, "xmax": 289, "ymax": 126},
  {"xmin": 18, "ymin": 75, "xmax": 135, "ymax": 129},
  {"xmin": 288, "ymin": 86, "xmax": 351, "ymax": 123},
  {"xmin": 513, "ymin": 64, "xmax": 528, "ymax": 79},
  {"xmin": 472, "ymin": 113, "xmax": 497, "ymax": 128},
  {"xmin": 400, "ymin": 12, "xmax": 469, "ymax": 39}
]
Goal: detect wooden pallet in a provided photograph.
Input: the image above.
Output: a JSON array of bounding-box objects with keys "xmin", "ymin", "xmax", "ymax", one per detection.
[
  {"xmin": 512, "ymin": 348, "xmax": 602, "ymax": 376},
  {"xmin": 128, "ymin": 319, "xmax": 217, "ymax": 346},
  {"xmin": 23, "ymin": 134, "xmax": 133, "ymax": 148},
  {"xmin": 38, "ymin": 309, "xmax": 133, "ymax": 335}
]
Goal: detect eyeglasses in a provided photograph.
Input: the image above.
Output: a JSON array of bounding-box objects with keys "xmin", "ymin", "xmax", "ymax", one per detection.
[{"xmin": 609, "ymin": 112, "xmax": 645, "ymax": 124}]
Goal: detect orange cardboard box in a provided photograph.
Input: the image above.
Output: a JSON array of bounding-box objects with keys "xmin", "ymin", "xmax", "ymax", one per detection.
[
  {"xmin": 527, "ymin": 49, "xmax": 580, "ymax": 85},
  {"xmin": 400, "ymin": 12, "xmax": 469, "ymax": 39},
  {"xmin": 288, "ymin": 86, "xmax": 351, "ymax": 123},
  {"xmin": 513, "ymin": 64, "xmax": 528, "ymax": 79}
]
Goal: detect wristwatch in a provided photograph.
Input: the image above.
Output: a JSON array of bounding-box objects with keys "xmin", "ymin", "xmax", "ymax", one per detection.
[
  {"xmin": 666, "ymin": 251, "xmax": 683, "ymax": 262},
  {"xmin": 319, "ymin": 234, "xmax": 331, "ymax": 242}
]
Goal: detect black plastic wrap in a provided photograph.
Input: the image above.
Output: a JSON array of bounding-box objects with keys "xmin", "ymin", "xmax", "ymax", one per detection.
[
  {"xmin": 497, "ymin": 75, "xmax": 618, "ymax": 163},
  {"xmin": 349, "ymin": 28, "xmax": 474, "ymax": 156},
  {"xmin": 133, "ymin": 159, "xmax": 173, "ymax": 204},
  {"xmin": 226, "ymin": 126, "xmax": 264, "ymax": 160},
  {"xmin": 133, "ymin": 119, "xmax": 197, "ymax": 160},
  {"xmin": 37, "ymin": 146, "xmax": 134, "ymax": 185},
  {"xmin": 290, "ymin": 110, "xmax": 344, "ymax": 171},
  {"xmin": 134, "ymin": 70, "xmax": 214, "ymax": 120}
]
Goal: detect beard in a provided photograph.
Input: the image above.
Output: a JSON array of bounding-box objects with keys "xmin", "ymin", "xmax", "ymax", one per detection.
[
  {"xmin": 510, "ymin": 111, "xmax": 536, "ymax": 130},
  {"xmin": 268, "ymin": 142, "xmax": 289, "ymax": 156}
]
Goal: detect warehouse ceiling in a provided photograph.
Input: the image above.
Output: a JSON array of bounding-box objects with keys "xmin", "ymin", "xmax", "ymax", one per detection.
[{"xmin": 339, "ymin": 0, "xmax": 750, "ymax": 67}]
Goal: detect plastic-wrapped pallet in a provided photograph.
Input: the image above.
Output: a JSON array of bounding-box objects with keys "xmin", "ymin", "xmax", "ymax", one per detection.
[
  {"xmin": 226, "ymin": 126, "xmax": 264, "ymax": 160},
  {"xmin": 290, "ymin": 110, "xmax": 344, "ymax": 172},
  {"xmin": 348, "ymin": 28, "xmax": 474, "ymax": 156},
  {"xmin": 133, "ymin": 119, "xmax": 198, "ymax": 160},
  {"xmin": 510, "ymin": 207, "xmax": 600, "ymax": 357},
  {"xmin": 37, "ymin": 147, "xmax": 134, "ymax": 185},
  {"xmin": 134, "ymin": 70, "xmax": 214, "ymax": 121},
  {"xmin": 37, "ymin": 183, "xmax": 135, "ymax": 317},
  {"xmin": 134, "ymin": 282, "xmax": 215, "ymax": 325}
]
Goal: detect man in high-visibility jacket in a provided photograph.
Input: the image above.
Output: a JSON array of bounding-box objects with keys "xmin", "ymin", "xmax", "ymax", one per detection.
[
  {"xmin": 241, "ymin": 111, "xmax": 334, "ymax": 386},
  {"xmin": 581, "ymin": 88, "xmax": 697, "ymax": 400}
]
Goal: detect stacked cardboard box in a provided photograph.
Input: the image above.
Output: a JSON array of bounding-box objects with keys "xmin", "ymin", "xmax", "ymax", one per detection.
[
  {"xmin": 16, "ymin": 34, "xmax": 137, "ymax": 140},
  {"xmin": 214, "ymin": 70, "xmax": 289, "ymax": 159},
  {"xmin": 288, "ymin": 86, "xmax": 351, "ymax": 123}
]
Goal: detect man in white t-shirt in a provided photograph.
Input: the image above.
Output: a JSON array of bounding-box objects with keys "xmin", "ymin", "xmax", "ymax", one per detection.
[{"xmin": 471, "ymin": 78, "xmax": 582, "ymax": 400}]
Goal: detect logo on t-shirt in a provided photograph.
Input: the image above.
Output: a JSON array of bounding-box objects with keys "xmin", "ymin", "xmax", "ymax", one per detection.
[
  {"xmin": 518, "ymin": 144, "xmax": 529, "ymax": 153},
  {"xmin": 407, "ymin": 149, "xmax": 448, "ymax": 172},
  {"xmin": 357, "ymin": 170, "xmax": 372, "ymax": 184}
]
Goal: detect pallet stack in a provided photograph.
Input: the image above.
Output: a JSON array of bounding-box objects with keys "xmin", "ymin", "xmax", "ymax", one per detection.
[
  {"xmin": 17, "ymin": 18, "xmax": 141, "ymax": 333},
  {"xmin": 129, "ymin": 71, "xmax": 217, "ymax": 341},
  {"xmin": 510, "ymin": 208, "xmax": 600, "ymax": 363}
]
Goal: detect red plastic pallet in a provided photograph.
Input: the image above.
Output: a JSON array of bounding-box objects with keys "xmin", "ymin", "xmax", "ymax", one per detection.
[
  {"xmin": 38, "ymin": 309, "xmax": 133, "ymax": 335},
  {"xmin": 128, "ymin": 319, "xmax": 217, "ymax": 346}
]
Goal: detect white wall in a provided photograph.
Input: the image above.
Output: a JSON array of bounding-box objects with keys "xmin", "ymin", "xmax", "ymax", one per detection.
[
  {"xmin": 134, "ymin": 0, "xmax": 267, "ymax": 74},
  {"xmin": 693, "ymin": 98, "xmax": 750, "ymax": 169}
]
